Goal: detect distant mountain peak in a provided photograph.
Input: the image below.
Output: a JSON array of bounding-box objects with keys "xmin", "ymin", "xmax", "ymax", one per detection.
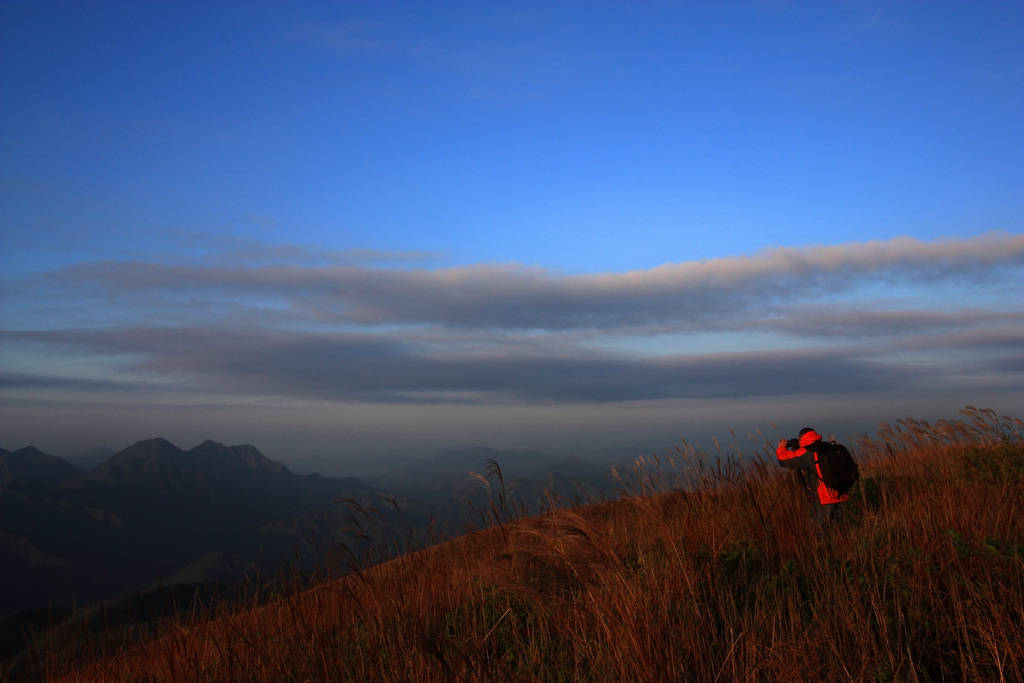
[
  {"xmin": 0, "ymin": 446, "xmax": 82, "ymax": 486},
  {"xmin": 189, "ymin": 440, "xmax": 289, "ymax": 474},
  {"xmin": 78, "ymin": 437, "xmax": 292, "ymax": 489},
  {"xmin": 118, "ymin": 437, "xmax": 181, "ymax": 455}
]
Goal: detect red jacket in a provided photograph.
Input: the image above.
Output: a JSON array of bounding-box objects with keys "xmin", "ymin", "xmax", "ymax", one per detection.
[{"xmin": 776, "ymin": 430, "xmax": 849, "ymax": 505}]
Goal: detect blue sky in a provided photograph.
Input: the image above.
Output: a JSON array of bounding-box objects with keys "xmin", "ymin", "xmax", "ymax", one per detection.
[{"xmin": 2, "ymin": 1, "xmax": 1022, "ymax": 462}]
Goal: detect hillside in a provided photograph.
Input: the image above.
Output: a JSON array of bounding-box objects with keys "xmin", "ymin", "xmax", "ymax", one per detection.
[{"xmin": 17, "ymin": 408, "xmax": 1024, "ymax": 682}]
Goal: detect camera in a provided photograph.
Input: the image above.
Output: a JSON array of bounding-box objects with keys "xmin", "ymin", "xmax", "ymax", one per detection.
[{"xmin": 786, "ymin": 438, "xmax": 800, "ymax": 450}]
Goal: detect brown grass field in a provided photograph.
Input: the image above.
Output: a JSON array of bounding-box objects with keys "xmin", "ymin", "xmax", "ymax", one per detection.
[{"xmin": 14, "ymin": 407, "xmax": 1024, "ymax": 682}]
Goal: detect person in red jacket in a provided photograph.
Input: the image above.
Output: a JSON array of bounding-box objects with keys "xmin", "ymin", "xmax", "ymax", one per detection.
[{"xmin": 776, "ymin": 427, "xmax": 849, "ymax": 524}]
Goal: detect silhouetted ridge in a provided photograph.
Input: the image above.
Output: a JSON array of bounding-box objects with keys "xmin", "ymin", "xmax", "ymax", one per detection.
[
  {"xmin": 190, "ymin": 440, "xmax": 290, "ymax": 475},
  {"xmin": 82, "ymin": 438, "xmax": 192, "ymax": 489},
  {"xmin": 0, "ymin": 438, "xmax": 385, "ymax": 615},
  {"xmin": 81, "ymin": 439, "xmax": 290, "ymax": 492},
  {"xmin": 0, "ymin": 446, "xmax": 82, "ymax": 486}
]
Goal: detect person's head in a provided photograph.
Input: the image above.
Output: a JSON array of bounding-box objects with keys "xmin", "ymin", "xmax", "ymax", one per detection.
[{"xmin": 798, "ymin": 427, "xmax": 821, "ymax": 446}]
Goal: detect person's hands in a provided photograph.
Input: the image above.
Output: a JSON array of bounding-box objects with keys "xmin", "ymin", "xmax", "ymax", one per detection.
[{"xmin": 778, "ymin": 438, "xmax": 788, "ymax": 449}]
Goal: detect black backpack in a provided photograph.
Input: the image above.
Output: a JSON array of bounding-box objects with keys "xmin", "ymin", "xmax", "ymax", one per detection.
[{"xmin": 810, "ymin": 440, "xmax": 859, "ymax": 494}]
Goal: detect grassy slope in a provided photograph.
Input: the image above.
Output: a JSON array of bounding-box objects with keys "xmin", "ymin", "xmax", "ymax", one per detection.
[{"xmin": 31, "ymin": 409, "xmax": 1024, "ymax": 681}]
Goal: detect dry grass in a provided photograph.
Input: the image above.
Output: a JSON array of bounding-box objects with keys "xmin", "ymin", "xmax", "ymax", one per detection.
[{"xmin": 17, "ymin": 407, "xmax": 1024, "ymax": 681}]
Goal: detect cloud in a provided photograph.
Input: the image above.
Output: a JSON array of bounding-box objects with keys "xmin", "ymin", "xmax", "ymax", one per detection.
[
  {"xmin": 30, "ymin": 231, "xmax": 1024, "ymax": 333},
  {"xmin": 4, "ymin": 326, "xmax": 912, "ymax": 404},
  {"xmin": 0, "ymin": 372, "xmax": 151, "ymax": 395},
  {"xmin": 3, "ymin": 233, "xmax": 1022, "ymax": 414},
  {"xmin": 765, "ymin": 307, "xmax": 1024, "ymax": 339},
  {"xmin": 161, "ymin": 228, "xmax": 441, "ymax": 267}
]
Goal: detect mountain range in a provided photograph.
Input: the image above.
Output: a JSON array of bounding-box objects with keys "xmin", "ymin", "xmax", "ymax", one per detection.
[{"xmin": 0, "ymin": 439, "xmax": 628, "ymax": 618}]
